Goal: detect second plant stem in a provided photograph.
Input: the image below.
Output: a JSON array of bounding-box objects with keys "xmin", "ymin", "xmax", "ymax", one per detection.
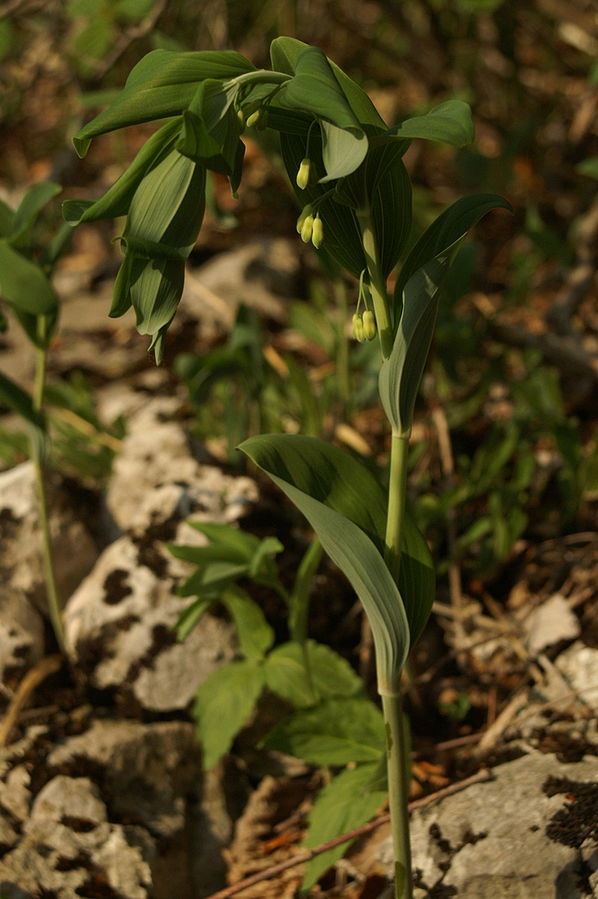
[{"xmin": 32, "ymin": 333, "xmax": 66, "ymax": 654}]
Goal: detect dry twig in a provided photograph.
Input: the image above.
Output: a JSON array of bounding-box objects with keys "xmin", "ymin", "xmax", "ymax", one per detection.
[
  {"xmin": 0, "ymin": 655, "xmax": 64, "ymax": 748},
  {"xmin": 205, "ymin": 769, "xmax": 493, "ymax": 899}
]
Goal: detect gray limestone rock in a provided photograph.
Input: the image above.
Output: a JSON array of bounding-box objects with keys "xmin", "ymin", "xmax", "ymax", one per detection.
[
  {"xmin": 0, "ymin": 462, "xmax": 97, "ymax": 688},
  {"xmin": 379, "ymin": 753, "xmax": 598, "ymax": 898},
  {"xmin": 63, "ymin": 533, "xmax": 237, "ymax": 711}
]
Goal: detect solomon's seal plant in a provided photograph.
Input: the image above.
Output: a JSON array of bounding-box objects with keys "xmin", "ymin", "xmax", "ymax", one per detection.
[{"xmin": 66, "ymin": 36, "xmax": 510, "ymax": 898}]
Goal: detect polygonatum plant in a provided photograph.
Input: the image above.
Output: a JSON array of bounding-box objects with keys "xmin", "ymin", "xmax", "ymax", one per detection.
[{"xmin": 66, "ymin": 36, "xmax": 511, "ymax": 898}]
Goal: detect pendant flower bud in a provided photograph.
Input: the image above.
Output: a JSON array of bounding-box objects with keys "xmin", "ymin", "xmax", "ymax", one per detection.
[
  {"xmin": 296, "ymin": 204, "xmax": 314, "ymax": 234},
  {"xmin": 296, "ymin": 158, "xmax": 311, "ymax": 190},
  {"xmin": 311, "ymin": 214, "xmax": 324, "ymax": 249},
  {"xmin": 352, "ymin": 313, "xmax": 365, "ymax": 342},
  {"xmin": 245, "ymin": 109, "xmax": 262, "ymax": 128},
  {"xmin": 362, "ymin": 309, "xmax": 377, "ymax": 340},
  {"xmin": 300, "ymin": 214, "xmax": 314, "ymax": 244}
]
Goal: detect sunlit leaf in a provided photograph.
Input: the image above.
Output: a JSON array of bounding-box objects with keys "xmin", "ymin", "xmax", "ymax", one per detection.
[
  {"xmin": 73, "ymin": 48, "xmax": 255, "ymax": 155},
  {"xmin": 221, "ymin": 589, "xmax": 275, "ymax": 662},
  {"xmin": 263, "ymin": 640, "xmax": 363, "ymax": 708},
  {"xmin": 392, "ymin": 99, "xmax": 474, "ymax": 147},
  {"xmin": 264, "ymin": 696, "xmax": 385, "ymax": 764}
]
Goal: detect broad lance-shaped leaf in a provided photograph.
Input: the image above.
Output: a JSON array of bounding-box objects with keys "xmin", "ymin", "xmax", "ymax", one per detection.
[
  {"xmin": 380, "ymin": 254, "xmax": 448, "ymax": 437},
  {"xmin": 394, "ymin": 193, "xmax": 512, "ymax": 304},
  {"xmin": 240, "ymin": 434, "xmax": 434, "ymax": 647},
  {"xmin": 73, "ymin": 49, "xmax": 256, "ymax": 156},
  {"xmin": 111, "ymin": 149, "xmax": 207, "ymax": 362},
  {"xmin": 178, "ymin": 79, "xmax": 245, "ymax": 190},
  {"xmin": 392, "ymin": 99, "xmax": 474, "ymax": 148},
  {"xmin": 10, "ymin": 182, "xmax": 61, "ymax": 246},
  {"xmin": 0, "ymin": 240, "xmax": 58, "ymax": 316},
  {"xmin": 240, "ymin": 434, "xmax": 410, "ymax": 695},
  {"xmin": 63, "ymin": 118, "xmax": 182, "ymax": 225}
]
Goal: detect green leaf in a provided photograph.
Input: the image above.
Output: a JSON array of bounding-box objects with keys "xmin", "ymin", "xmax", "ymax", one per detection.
[
  {"xmin": 319, "ymin": 120, "xmax": 367, "ymax": 182},
  {"xmin": 0, "ymin": 240, "xmax": 58, "ymax": 315},
  {"xmin": 399, "ymin": 509, "xmax": 435, "ymax": 646},
  {"xmin": 392, "ymin": 99, "xmax": 474, "ymax": 147},
  {"xmin": 279, "ymin": 129, "xmax": 366, "ymax": 277},
  {"xmin": 178, "ymin": 79, "xmax": 244, "ymax": 184},
  {"xmin": 380, "ymin": 254, "xmax": 449, "ymax": 436},
  {"xmin": 302, "ymin": 763, "xmax": 387, "ymax": 890},
  {"xmin": 73, "ymin": 49, "xmax": 255, "ymax": 155},
  {"xmin": 63, "ymin": 117, "xmax": 182, "ymax": 225},
  {"xmin": 124, "ymin": 149, "xmax": 206, "ymax": 256},
  {"xmin": 264, "ymin": 640, "xmax": 363, "ymax": 707},
  {"xmin": 10, "ymin": 182, "xmax": 61, "ymax": 245},
  {"xmin": 276, "ymin": 46, "xmax": 367, "ymax": 180},
  {"xmin": 0, "ymin": 199, "xmax": 15, "ymax": 238},
  {"xmin": 240, "ymin": 435, "xmax": 410, "ymax": 695},
  {"xmin": 264, "ymin": 696, "xmax": 385, "ymax": 765},
  {"xmin": 194, "ymin": 659, "xmax": 265, "ymax": 769},
  {"xmin": 394, "ymin": 193, "xmax": 512, "ymax": 303},
  {"xmin": 288, "ymin": 538, "xmax": 322, "ymax": 644},
  {"xmin": 240, "ymin": 434, "xmax": 386, "ymax": 549},
  {"xmin": 370, "ymin": 142, "xmax": 412, "ymax": 278},
  {"xmin": 0, "ymin": 370, "xmax": 44, "ymax": 430},
  {"xmin": 270, "ymin": 36, "xmax": 386, "ymax": 131},
  {"xmin": 175, "ymin": 596, "xmax": 212, "ymax": 640},
  {"xmin": 221, "ymin": 589, "xmax": 275, "ymax": 662}
]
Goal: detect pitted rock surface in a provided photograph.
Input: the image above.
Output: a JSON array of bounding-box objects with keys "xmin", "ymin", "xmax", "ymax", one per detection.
[{"xmin": 64, "ymin": 533, "xmax": 237, "ymax": 711}]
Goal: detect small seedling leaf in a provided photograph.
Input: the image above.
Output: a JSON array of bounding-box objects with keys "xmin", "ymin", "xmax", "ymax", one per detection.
[
  {"xmin": 221, "ymin": 589, "xmax": 275, "ymax": 661},
  {"xmin": 194, "ymin": 659, "xmax": 265, "ymax": 770},
  {"xmin": 302, "ymin": 762, "xmax": 387, "ymax": 890},
  {"xmin": 264, "ymin": 640, "xmax": 363, "ymax": 707}
]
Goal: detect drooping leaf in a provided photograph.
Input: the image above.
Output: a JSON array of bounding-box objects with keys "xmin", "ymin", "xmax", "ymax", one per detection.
[
  {"xmin": 275, "ymin": 46, "xmax": 367, "ymax": 181},
  {"xmin": 263, "ymin": 640, "xmax": 363, "ymax": 708},
  {"xmin": 0, "ymin": 240, "xmax": 58, "ymax": 315},
  {"xmin": 240, "ymin": 433, "xmax": 386, "ymax": 549},
  {"xmin": 221, "ymin": 589, "xmax": 275, "ymax": 662},
  {"xmin": 123, "ymin": 149, "xmax": 206, "ymax": 256},
  {"xmin": 194, "ymin": 659, "xmax": 265, "ymax": 770},
  {"xmin": 270, "ymin": 36, "xmax": 386, "ymax": 130},
  {"xmin": 264, "ymin": 696, "xmax": 385, "ymax": 765},
  {"xmin": 302, "ymin": 762, "xmax": 387, "ymax": 890},
  {"xmin": 63, "ymin": 117, "xmax": 182, "ymax": 225},
  {"xmin": 73, "ymin": 49, "xmax": 256, "ymax": 155},
  {"xmin": 392, "ymin": 99, "xmax": 475, "ymax": 147},
  {"xmin": 178, "ymin": 79, "xmax": 244, "ymax": 184},
  {"xmin": 240, "ymin": 435, "xmax": 410, "ymax": 695},
  {"xmin": 371, "ymin": 142, "xmax": 412, "ymax": 279}
]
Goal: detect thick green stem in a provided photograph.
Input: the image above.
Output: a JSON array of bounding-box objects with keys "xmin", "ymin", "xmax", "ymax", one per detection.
[
  {"xmin": 383, "ymin": 431, "xmax": 412, "ymax": 898},
  {"xmin": 32, "ymin": 334, "xmax": 66, "ymax": 655},
  {"xmin": 382, "ymin": 692, "xmax": 413, "ymax": 899}
]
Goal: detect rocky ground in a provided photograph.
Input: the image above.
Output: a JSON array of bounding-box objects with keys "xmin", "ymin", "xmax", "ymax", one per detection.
[{"xmin": 0, "ymin": 236, "xmax": 596, "ymax": 899}]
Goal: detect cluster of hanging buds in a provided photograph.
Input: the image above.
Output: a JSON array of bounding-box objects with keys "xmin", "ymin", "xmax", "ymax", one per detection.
[
  {"xmin": 351, "ymin": 271, "xmax": 377, "ymax": 342},
  {"xmin": 296, "ymin": 204, "xmax": 324, "ymax": 249}
]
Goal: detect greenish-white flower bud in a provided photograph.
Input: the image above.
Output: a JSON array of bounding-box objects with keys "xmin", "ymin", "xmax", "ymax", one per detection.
[
  {"xmin": 311, "ymin": 215, "xmax": 324, "ymax": 249},
  {"xmin": 245, "ymin": 109, "xmax": 263, "ymax": 129},
  {"xmin": 296, "ymin": 204, "xmax": 314, "ymax": 234},
  {"xmin": 352, "ymin": 313, "xmax": 365, "ymax": 342},
  {"xmin": 362, "ymin": 309, "xmax": 377, "ymax": 340},
  {"xmin": 300, "ymin": 214, "xmax": 314, "ymax": 243},
  {"xmin": 296, "ymin": 158, "xmax": 311, "ymax": 190}
]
